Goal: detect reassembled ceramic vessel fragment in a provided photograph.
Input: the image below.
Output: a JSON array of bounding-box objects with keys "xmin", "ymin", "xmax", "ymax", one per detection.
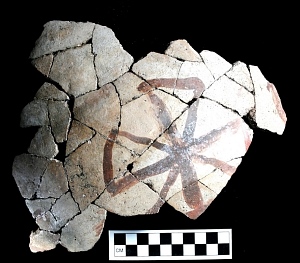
[{"xmin": 12, "ymin": 21, "xmax": 287, "ymax": 252}]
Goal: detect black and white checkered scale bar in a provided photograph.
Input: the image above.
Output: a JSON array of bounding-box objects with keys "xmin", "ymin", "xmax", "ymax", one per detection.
[{"xmin": 109, "ymin": 229, "xmax": 232, "ymax": 260}]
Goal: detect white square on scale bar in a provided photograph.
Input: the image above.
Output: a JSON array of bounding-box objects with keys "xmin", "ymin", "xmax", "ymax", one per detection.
[
  {"xmin": 137, "ymin": 245, "xmax": 149, "ymax": 257},
  {"xmin": 126, "ymin": 233, "xmax": 137, "ymax": 245},
  {"xmin": 218, "ymin": 231, "xmax": 230, "ymax": 243},
  {"xmin": 114, "ymin": 245, "xmax": 126, "ymax": 257},
  {"xmin": 183, "ymin": 244, "xmax": 195, "ymax": 256},
  {"xmin": 195, "ymin": 232, "xmax": 206, "ymax": 244},
  {"xmin": 148, "ymin": 233, "xmax": 160, "ymax": 244},
  {"xmin": 172, "ymin": 232, "xmax": 183, "ymax": 244},
  {"xmin": 207, "ymin": 244, "xmax": 218, "ymax": 255},
  {"xmin": 160, "ymin": 244, "xmax": 172, "ymax": 256}
]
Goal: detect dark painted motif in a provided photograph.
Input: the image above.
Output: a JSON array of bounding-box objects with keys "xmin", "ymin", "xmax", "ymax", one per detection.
[{"xmin": 103, "ymin": 77, "xmax": 242, "ymax": 219}]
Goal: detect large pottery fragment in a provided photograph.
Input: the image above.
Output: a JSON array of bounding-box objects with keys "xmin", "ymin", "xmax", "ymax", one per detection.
[{"xmin": 12, "ymin": 21, "xmax": 287, "ymax": 252}]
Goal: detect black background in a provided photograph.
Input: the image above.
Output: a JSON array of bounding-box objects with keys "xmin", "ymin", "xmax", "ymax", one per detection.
[{"xmin": 4, "ymin": 1, "xmax": 294, "ymax": 261}]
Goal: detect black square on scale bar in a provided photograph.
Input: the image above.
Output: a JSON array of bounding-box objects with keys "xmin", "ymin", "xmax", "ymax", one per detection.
[
  {"xmin": 126, "ymin": 245, "xmax": 137, "ymax": 256},
  {"xmin": 137, "ymin": 233, "xmax": 148, "ymax": 245},
  {"xmin": 218, "ymin": 243, "xmax": 230, "ymax": 255},
  {"xmin": 172, "ymin": 244, "xmax": 184, "ymax": 256},
  {"xmin": 149, "ymin": 245, "xmax": 160, "ymax": 256},
  {"xmin": 114, "ymin": 233, "xmax": 126, "ymax": 245},
  {"xmin": 183, "ymin": 232, "xmax": 195, "ymax": 244},
  {"xmin": 195, "ymin": 244, "xmax": 207, "ymax": 255},
  {"xmin": 160, "ymin": 233, "xmax": 172, "ymax": 244},
  {"xmin": 206, "ymin": 232, "xmax": 218, "ymax": 244}
]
